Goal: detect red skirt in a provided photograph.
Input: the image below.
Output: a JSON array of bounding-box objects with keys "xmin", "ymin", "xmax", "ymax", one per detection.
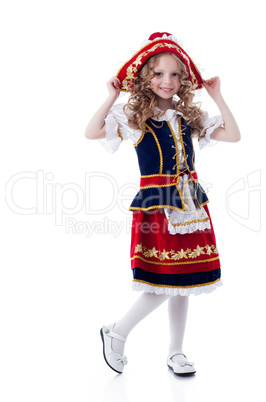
[{"xmin": 130, "ymin": 206, "xmax": 222, "ymax": 296}]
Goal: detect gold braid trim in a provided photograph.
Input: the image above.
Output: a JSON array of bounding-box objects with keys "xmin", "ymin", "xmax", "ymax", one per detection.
[
  {"xmin": 131, "ymin": 255, "xmax": 219, "ymax": 266},
  {"xmin": 133, "ymin": 278, "xmax": 221, "ymax": 289},
  {"xmin": 144, "ymin": 123, "xmax": 163, "ymax": 174},
  {"xmin": 168, "ymin": 217, "xmax": 210, "ymax": 227}
]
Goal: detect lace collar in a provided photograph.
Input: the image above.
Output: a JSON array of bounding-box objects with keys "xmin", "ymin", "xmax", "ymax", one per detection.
[
  {"xmin": 152, "ymin": 100, "xmax": 183, "ymax": 121},
  {"xmin": 153, "ymin": 107, "xmax": 183, "ymax": 121},
  {"xmin": 124, "ymin": 101, "xmax": 183, "ymax": 122}
]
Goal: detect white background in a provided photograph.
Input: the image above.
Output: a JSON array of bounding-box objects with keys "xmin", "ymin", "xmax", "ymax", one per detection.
[{"xmin": 1, "ymin": 0, "xmax": 265, "ymax": 401}]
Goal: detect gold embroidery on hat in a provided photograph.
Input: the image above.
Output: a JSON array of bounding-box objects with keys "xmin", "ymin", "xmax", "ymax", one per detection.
[{"xmin": 120, "ymin": 40, "xmax": 199, "ymax": 92}]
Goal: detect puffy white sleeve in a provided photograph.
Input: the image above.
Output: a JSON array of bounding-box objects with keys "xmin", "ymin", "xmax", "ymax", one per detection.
[
  {"xmin": 99, "ymin": 103, "xmax": 141, "ymax": 153},
  {"xmin": 198, "ymin": 112, "xmax": 224, "ymax": 150}
]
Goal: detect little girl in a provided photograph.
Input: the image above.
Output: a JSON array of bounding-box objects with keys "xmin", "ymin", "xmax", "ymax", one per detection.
[{"xmin": 85, "ymin": 32, "xmax": 240, "ymax": 376}]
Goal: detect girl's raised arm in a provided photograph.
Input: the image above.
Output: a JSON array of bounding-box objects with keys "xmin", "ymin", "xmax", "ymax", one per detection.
[
  {"xmin": 84, "ymin": 77, "xmax": 121, "ymax": 140},
  {"xmin": 203, "ymin": 77, "xmax": 241, "ymax": 143}
]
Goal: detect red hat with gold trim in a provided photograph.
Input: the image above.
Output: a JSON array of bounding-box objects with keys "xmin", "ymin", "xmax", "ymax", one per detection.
[{"xmin": 117, "ymin": 32, "xmax": 203, "ymax": 92}]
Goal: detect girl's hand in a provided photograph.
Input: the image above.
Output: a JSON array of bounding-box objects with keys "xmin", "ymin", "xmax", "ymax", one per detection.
[
  {"xmin": 202, "ymin": 76, "xmax": 241, "ymax": 143},
  {"xmin": 203, "ymin": 76, "xmax": 222, "ymax": 101},
  {"xmin": 84, "ymin": 77, "xmax": 121, "ymax": 140},
  {"xmin": 107, "ymin": 76, "xmax": 121, "ymax": 100}
]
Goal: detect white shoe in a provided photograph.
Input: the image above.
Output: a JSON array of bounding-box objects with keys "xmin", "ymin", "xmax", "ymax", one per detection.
[
  {"xmin": 100, "ymin": 323, "xmax": 128, "ymax": 374},
  {"xmin": 167, "ymin": 351, "xmax": 196, "ymax": 376}
]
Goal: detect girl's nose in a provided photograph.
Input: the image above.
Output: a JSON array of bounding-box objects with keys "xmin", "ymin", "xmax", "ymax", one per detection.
[{"xmin": 163, "ymin": 74, "xmax": 172, "ymax": 84}]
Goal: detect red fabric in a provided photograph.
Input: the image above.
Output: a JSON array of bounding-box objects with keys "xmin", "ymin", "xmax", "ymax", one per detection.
[
  {"xmin": 148, "ymin": 32, "xmax": 171, "ymax": 40},
  {"xmin": 140, "ymin": 174, "xmax": 178, "ymax": 188},
  {"xmin": 130, "ymin": 206, "xmax": 220, "ymax": 275},
  {"xmin": 117, "ymin": 37, "xmax": 203, "ymax": 92},
  {"xmin": 140, "ymin": 172, "xmax": 198, "ymax": 188}
]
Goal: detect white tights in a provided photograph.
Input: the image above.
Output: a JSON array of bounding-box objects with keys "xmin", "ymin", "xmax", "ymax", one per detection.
[{"xmin": 112, "ymin": 293, "xmax": 189, "ymax": 358}]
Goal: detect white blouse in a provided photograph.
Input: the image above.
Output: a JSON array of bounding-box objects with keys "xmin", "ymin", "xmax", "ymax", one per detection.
[{"xmin": 100, "ymin": 103, "xmax": 224, "ymax": 235}]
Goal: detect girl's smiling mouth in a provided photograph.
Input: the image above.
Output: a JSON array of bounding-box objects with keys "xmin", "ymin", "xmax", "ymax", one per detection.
[{"xmin": 160, "ymin": 87, "xmax": 173, "ymax": 92}]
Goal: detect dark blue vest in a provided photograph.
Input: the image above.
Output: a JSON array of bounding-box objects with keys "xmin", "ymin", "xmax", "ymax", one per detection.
[{"xmin": 129, "ymin": 117, "xmax": 208, "ymax": 211}]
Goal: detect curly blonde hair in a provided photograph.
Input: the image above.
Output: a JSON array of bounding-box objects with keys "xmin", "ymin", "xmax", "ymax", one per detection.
[{"xmin": 124, "ymin": 53, "xmax": 205, "ymax": 136}]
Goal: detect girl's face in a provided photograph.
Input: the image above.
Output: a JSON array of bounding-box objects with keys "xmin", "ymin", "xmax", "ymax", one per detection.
[{"xmin": 150, "ymin": 54, "xmax": 181, "ymax": 107}]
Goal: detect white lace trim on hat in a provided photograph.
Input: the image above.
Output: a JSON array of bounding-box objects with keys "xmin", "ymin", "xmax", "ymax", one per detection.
[
  {"xmin": 140, "ymin": 34, "xmax": 181, "ymax": 48},
  {"xmin": 139, "ymin": 34, "xmax": 204, "ymax": 77}
]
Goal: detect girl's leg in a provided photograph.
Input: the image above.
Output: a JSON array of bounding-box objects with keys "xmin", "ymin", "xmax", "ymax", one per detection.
[
  {"xmin": 168, "ymin": 295, "xmax": 189, "ymax": 362},
  {"xmin": 112, "ymin": 292, "xmax": 169, "ymax": 355}
]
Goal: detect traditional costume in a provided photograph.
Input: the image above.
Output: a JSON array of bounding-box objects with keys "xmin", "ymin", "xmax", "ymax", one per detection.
[{"xmin": 100, "ymin": 32, "xmax": 224, "ymax": 296}]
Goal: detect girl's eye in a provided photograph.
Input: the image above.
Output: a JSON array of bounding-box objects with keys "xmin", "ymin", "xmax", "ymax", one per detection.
[
  {"xmin": 154, "ymin": 72, "xmax": 162, "ymax": 76},
  {"xmin": 173, "ymin": 73, "xmax": 180, "ymax": 77}
]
